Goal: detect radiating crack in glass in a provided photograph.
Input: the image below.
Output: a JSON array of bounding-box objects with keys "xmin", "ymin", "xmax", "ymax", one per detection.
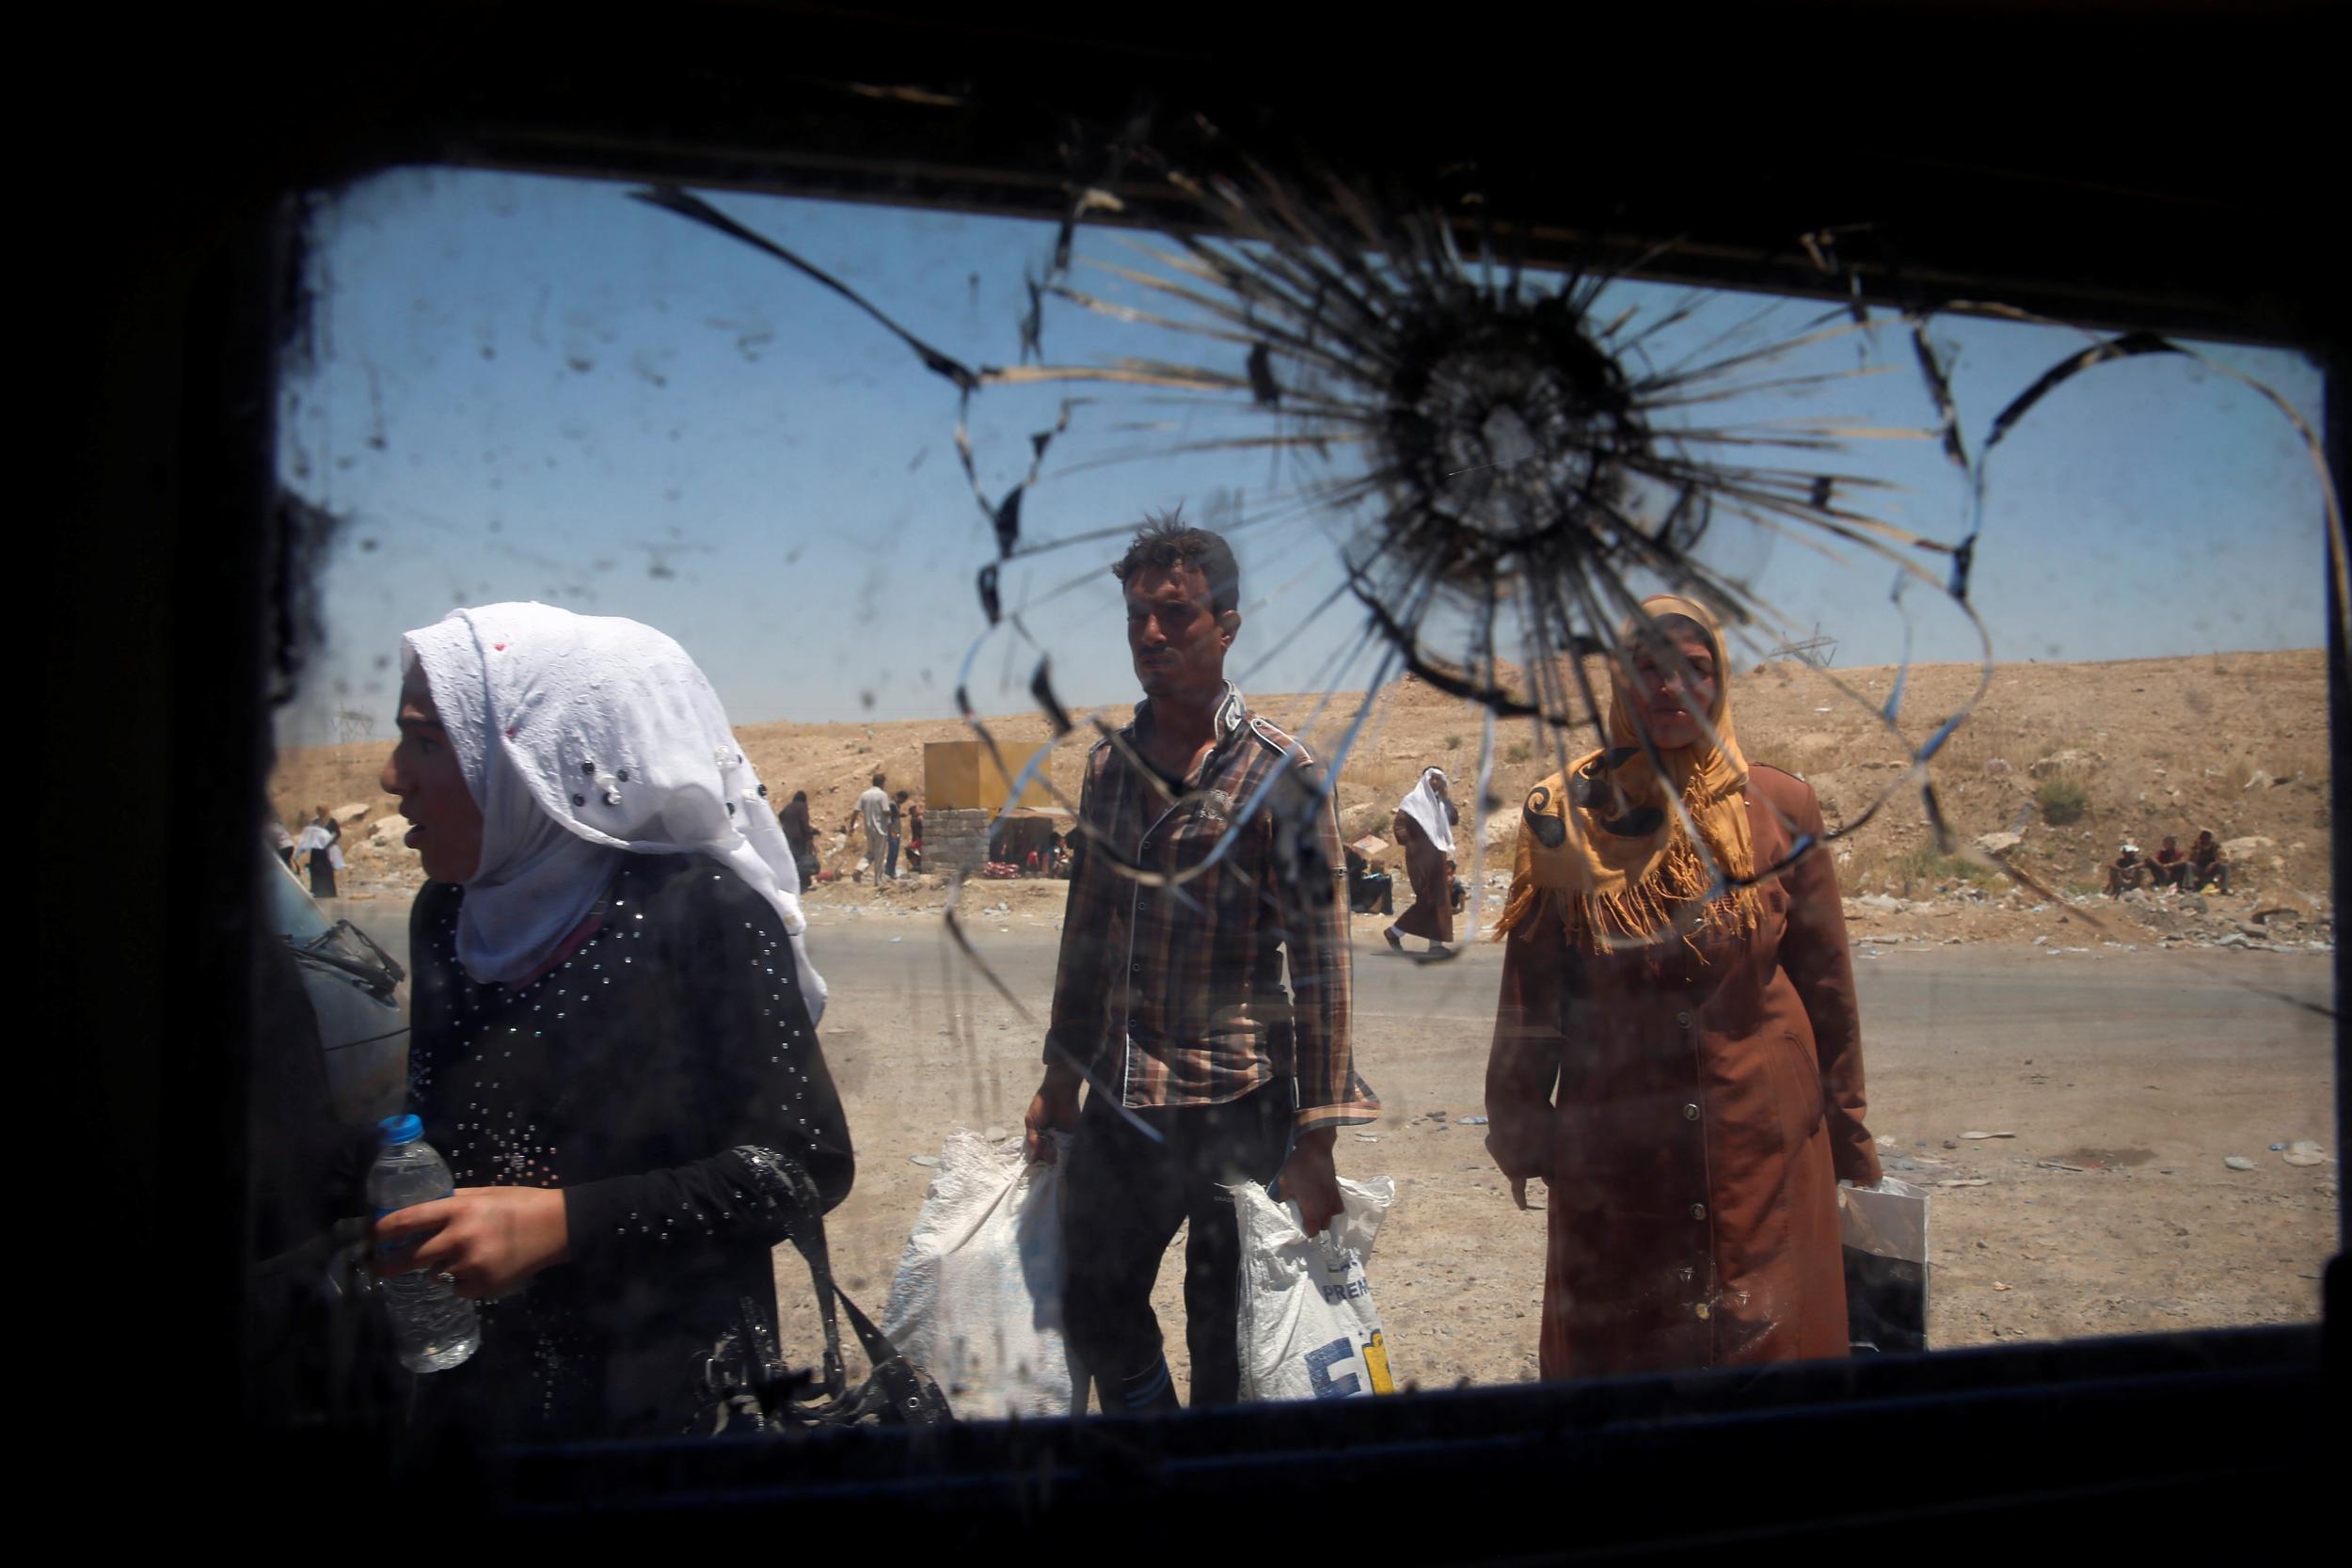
[
  {"xmin": 635, "ymin": 119, "xmax": 2342, "ymax": 982},
  {"xmin": 633, "ymin": 165, "xmax": 1970, "ymax": 974}
]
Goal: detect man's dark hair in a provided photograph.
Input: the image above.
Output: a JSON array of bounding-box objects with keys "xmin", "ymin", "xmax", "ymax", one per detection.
[
  {"xmin": 895, "ymin": 789, "xmax": 910, "ymax": 802},
  {"xmin": 1112, "ymin": 506, "xmax": 1240, "ymax": 617},
  {"xmin": 871, "ymin": 771, "xmax": 885, "ymax": 787}
]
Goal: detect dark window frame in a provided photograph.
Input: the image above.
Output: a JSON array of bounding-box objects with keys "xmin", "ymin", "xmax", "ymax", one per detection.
[{"xmin": 53, "ymin": 4, "xmax": 2338, "ymax": 1542}]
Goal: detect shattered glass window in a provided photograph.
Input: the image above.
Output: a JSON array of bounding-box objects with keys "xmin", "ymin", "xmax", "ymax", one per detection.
[{"xmin": 257, "ymin": 139, "xmax": 2336, "ymax": 1440}]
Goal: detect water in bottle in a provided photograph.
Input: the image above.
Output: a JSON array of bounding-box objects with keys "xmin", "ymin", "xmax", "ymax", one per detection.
[{"xmin": 369, "ymin": 1114, "xmax": 480, "ymax": 1372}]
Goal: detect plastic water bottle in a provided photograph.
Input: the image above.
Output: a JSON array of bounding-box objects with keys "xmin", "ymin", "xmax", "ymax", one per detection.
[{"xmin": 369, "ymin": 1114, "xmax": 480, "ymax": 1372}]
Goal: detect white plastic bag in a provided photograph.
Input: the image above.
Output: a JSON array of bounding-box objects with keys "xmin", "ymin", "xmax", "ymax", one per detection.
[
  {"xmin": 881, "ymin": 1128, "xmax": 1084, "ymax": 1418},
  {"xmin": 1230, "ymin": 1176, "xmax": 1399, "ymax": 1402}
]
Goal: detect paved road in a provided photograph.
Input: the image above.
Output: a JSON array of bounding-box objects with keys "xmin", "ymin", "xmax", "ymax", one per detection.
[
  {"xmin": 815, "ymin": 920, "xmax": 2334, "ymax": 1031},
  {"xmin": 336, "ymin": 893, "xmax": 2333, "ymax": 1054},
  {"xmin": 328, "ymin": 892, "xmax": 2334, "ymax": 1384}
]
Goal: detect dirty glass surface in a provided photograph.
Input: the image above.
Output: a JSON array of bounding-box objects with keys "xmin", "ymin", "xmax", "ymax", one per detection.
[{"xmin": 256, "ymin": 153, "xmax": 2337, "ymax": 1441}]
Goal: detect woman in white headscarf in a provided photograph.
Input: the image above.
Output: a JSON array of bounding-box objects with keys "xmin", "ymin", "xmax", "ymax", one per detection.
[
  {"xmin": 371, "ymin": 602, "xmax": 853, "ymax": 1441},
  {"xmin": 1385, "ymin": 767, "xmax": 1459, "ymax": 952},
  {"xmin": 293, "ymin": 805, "xmax": 345, "ymax": 898}
]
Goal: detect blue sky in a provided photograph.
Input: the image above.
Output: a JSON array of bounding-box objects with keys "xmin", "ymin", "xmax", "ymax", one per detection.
[{"xmin": 277, "ymin": 166, "xmax": 2328, "ymax": 745}]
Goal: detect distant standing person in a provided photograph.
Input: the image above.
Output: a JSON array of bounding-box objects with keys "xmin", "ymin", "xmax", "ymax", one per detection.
[
  {"xmin": 267, "ymin": 815, "xmax": 295, "ymax": 869},
  {"xmin": 1385, "ymin": 767, "xmax": 1459, "ymax": 953},
  {"xmin": 905, "ymin": 799, "xmax": 924, "ymax": 875},
  {"xmin": 886, "ymin": 789, "xmax": 911, "ymax": 879},
  {"xmin": 854, "ymin": 772, "xmax": 891, "ymax": 882},
  {"xmin": 777, "ymin": 789, "xmax": 821, "ymax": 889},
  {"xmin": 294, "ymin": 805, "xmax": 344, "ymax": 899}
]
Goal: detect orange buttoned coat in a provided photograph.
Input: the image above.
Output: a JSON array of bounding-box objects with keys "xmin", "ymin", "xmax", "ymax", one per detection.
[{"xmin": 1486, "ymin": 764, "xmax": 1882, "ymax": 1378}]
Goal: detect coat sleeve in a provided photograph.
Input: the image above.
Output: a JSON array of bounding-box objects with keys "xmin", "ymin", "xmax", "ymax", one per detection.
[
  {"xmin": 1772, "ymin": 780, "xmax": 1882, "ymax": 1186},
  {"xmin": 1042, "ymin": 749, "xmax": 1118, "ymax": 1078},
  {"xmin": 562, "ymin": 872, "xmax": 857, "ymax": 1278},
  {"xmin": 1283, "ymin": 754, "xmax": 1375, "ymax": 1132},
  {"xmin": 1485, "ymin": 895, "xmax": 1566, "ymax": 1180}
]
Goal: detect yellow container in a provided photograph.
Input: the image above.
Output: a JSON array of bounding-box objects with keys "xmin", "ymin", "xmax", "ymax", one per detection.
[{"xmin": 923, "ymin": 739, "xmax": 1052, "ymax": 812}]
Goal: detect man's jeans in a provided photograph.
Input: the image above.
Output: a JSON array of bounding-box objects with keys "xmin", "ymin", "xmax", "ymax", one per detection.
[{"xmin": 1060, "ymin": 1082, "xmax": 1292, "ymax": 1410}]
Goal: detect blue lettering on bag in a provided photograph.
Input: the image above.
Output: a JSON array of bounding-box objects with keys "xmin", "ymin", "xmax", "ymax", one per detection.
[
  {"xmin": 1317, "ymin": 1271, "xmax": 1372, "ymax": 1305},
  {"xmin": 1305, "ymin": 1337, "xmax": 1361, "ymax": 1398}
]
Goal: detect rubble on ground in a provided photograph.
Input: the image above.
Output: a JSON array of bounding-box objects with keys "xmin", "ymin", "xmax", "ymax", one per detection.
[{"xmin": 1836, "ymin": 881, "xmax": 2332, "ymax": 955}]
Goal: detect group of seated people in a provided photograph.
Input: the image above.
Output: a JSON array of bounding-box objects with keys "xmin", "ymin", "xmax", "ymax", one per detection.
[
  {"xmin": 2106, "ymin": 830, "xmax": 2233, "ymax": 897},
  {"xmin": 1344, "ymin": 844, "xmax": 1395, "ymax": 914}
]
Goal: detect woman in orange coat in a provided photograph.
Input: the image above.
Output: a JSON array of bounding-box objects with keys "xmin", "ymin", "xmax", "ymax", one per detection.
[{"xmin": 1484, "ymin": 595, "xmax": 1880, "ymax": 1378}]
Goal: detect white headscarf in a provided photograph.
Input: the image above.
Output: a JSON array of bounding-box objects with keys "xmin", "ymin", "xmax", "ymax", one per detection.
[
  {"xmin": 1398, "ymin": 767, "xmax": 1455, "ymax": 855},
  {"xmin": 402, "ymin": 602, "xmax": 825, "ymax": 1021}
]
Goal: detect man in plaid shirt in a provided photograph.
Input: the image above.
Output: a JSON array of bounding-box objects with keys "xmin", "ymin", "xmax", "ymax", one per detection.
[{"xmin": 1024, "ymin": 513, "xmax": 1379, "ymax": 1412}]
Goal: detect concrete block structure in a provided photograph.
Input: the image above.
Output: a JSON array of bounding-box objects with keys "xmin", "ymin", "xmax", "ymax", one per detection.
[{"xmin": 922, "ymin": 807, "xmax": 994, "ymax": 876}]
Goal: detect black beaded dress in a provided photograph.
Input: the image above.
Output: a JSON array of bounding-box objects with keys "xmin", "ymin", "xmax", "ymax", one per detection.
[{"xmin": 405, "ymin": 851, "xmax": 853, "ymax": 1440}]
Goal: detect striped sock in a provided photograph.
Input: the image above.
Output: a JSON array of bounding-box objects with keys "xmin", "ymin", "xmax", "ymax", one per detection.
[{"xmin": 1115, "ymin": 1355, "xmax": 1178, "ymax": 1413}]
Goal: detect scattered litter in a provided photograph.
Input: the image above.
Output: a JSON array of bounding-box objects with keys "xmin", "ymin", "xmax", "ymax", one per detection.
[
  {"xmin": 1874, "ymin": 1135, "xmax": 1896, "ymax": 1148},
  {"xmin": 2040, "ymin": 1161, "xmax": 2088, "ymax": 1173},
  {"xmin": 982, "ymin": 1124, "xmax": 1008, "ymax": 1142},
  {"xmin": 2221, "ymin": 1155, "xmax": 2254, "ymax": 1171},
  {"xmin": 1992, "ymin": 1281, "xmax": 2012, "ymax": 1291},
  {"xmin": 889, "ymin": 935, "xmax": 903, "ymax": 942},
  {"xmin": 1939, "ymin": 1179, "xmax": 1991, "ymax": 1188},
  {"xmin": 910, "ymin": 1153, "xmax": 941, "ymax": 1167},
  {"xmin": 2267, "ymin": 1142, "xmax": 2285, "ymax": 1151},
  {"xmin": 2282, "ymin": 1141, "xmax": 2326, "ymax": 1167},
  {"xmin": 1456, "ymin": 1116, "xmax": 1488, "ymax": 1126},
  {"xmin": 1355, "ymin": 1133, "xmax": 1380, "ymax": 1141},
  {"xmin": 1959, "ymin": 1131, "xmax": 2014, "ymax": 1141}
]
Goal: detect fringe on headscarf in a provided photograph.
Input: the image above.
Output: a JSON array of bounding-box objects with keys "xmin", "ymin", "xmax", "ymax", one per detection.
[{"xmin": 1492, "ymin": 777, "xmax": 1762, "ymax": 956}]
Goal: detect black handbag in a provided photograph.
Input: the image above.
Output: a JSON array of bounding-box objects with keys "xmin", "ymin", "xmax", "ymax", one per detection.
[{"xmin": 696, "ymin": 1162, "xmax": 953, "ymax": 1433}]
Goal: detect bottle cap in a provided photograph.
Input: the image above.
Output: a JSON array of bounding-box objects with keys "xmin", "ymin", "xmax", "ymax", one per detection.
[{"xmin": 377, "ymin": 1113, "xmax": 423, "ymax": 1145}]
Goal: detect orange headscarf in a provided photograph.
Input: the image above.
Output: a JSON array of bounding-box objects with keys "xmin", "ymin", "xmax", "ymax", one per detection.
[{"xmin": 1494, "ymin": 594, "xmax": 1761, "ymax": 952}]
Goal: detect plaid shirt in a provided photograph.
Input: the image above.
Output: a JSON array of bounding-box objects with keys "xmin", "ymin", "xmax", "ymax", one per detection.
[{"xmin": 1044, "ymin": 684, "xmax": 1378, "ymax": 1132}]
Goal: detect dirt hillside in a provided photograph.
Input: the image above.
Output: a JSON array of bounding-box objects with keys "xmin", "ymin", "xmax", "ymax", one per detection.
[{"xmin": 270, "ymin": 647, "xmax": 2334, "ymax": 949}]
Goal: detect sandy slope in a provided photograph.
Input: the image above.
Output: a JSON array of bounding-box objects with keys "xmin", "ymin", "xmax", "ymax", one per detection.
[{"xmin": 274, "ymin": 647, "xmax": 2334, "ymax": 952}]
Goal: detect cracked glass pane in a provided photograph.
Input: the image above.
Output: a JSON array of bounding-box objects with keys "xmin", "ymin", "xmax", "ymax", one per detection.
[{"xmin": 259, "ymin": 143, "xmax": 2334, "ymax": 1439}]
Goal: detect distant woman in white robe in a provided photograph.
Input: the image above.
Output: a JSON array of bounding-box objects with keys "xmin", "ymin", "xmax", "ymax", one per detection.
[
  {"xmin": 294, "ymin": 807, "xmax": 344, "ymax": 899},
  {"xmin": 1386, "ymin": 768, "xmax": 1458, "ymax": 951}
]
